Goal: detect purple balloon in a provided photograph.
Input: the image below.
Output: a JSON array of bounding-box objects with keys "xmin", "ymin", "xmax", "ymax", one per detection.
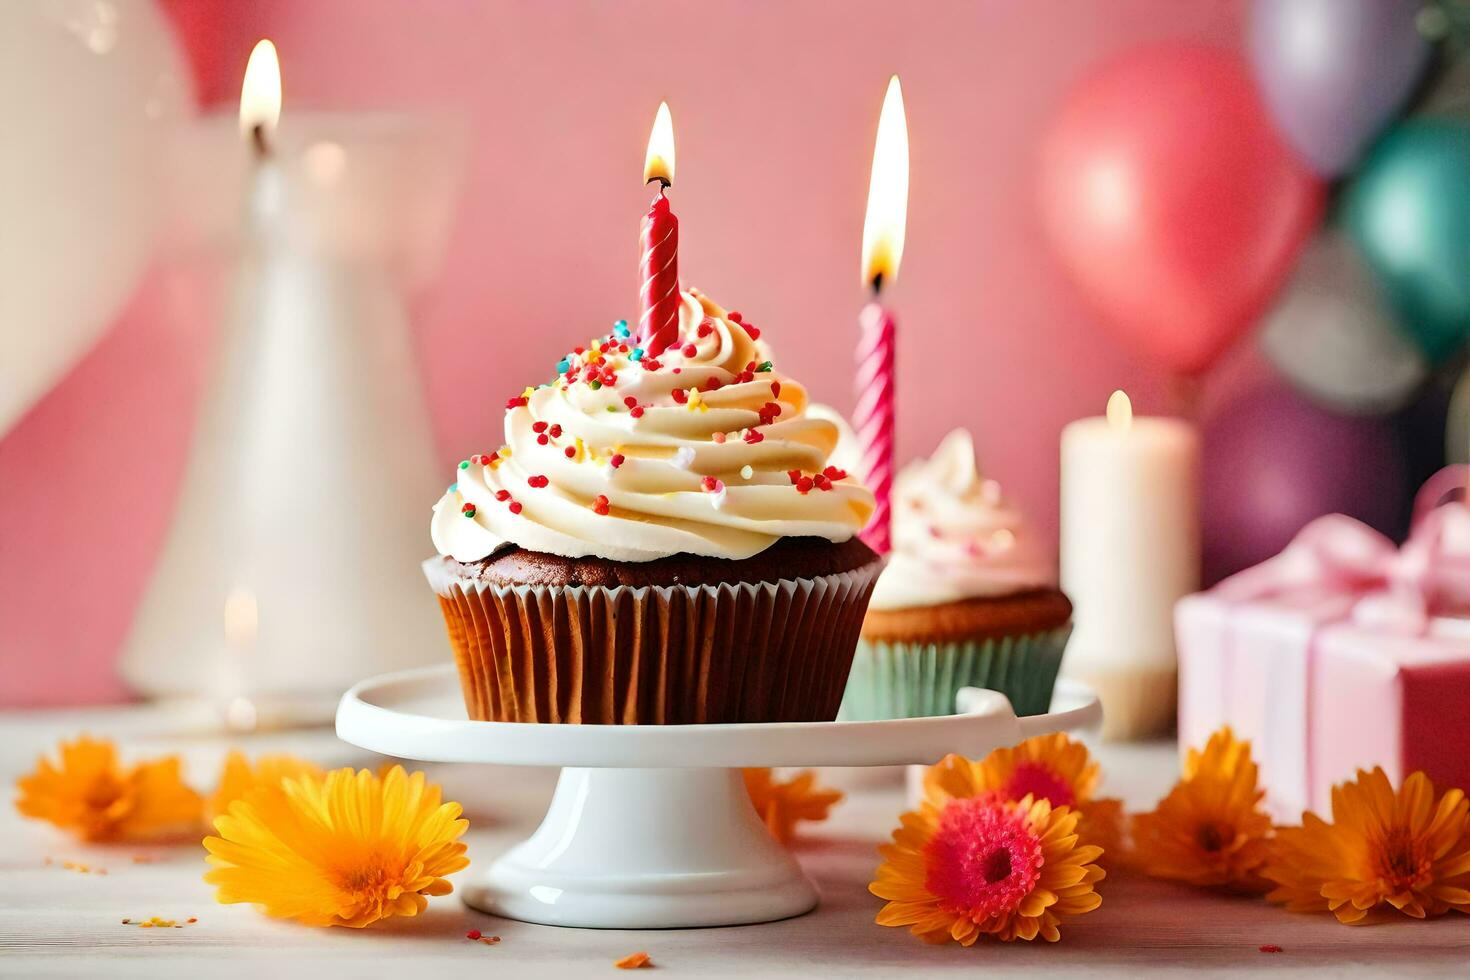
[
  {"xmin": 1250, "ymin": 0, "xmax": 1429, "ymax": 176},
  {"xmin": 1202, "ymin": 382, "xmax": 1409, "ymax": 584}
]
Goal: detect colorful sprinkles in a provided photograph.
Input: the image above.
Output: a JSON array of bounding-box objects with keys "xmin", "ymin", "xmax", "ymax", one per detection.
[
  {"xmin": 467, "ymin": 308, "xmax": 849, "ymax": 515},
  {"xmin": 121, "ymin": 916, "xmax": 196, "ymax": 929}
]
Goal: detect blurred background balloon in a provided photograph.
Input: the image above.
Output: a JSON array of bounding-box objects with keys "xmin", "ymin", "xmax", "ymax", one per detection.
[
  {"xmin": 1248, "ymin": 0, "xmax": 1429, "ymax": 176},
  {"xmin": 1039, "ymin": 43, "xmax": 1323, "ymax": 376},
  {"xmin": 1259, "ymin": 230, "xmax": 1428, "ymax": 414},
  {"xmin": 1201, "ymin": 380, "xmax": 1410, "ymax": 584},
  {"xmin": 0, "ymin": 0, "xmax": 192, "ymax": 435},
  {"xmin": 1343, "ymin": 119, "xmax": 1470, "ymax": 366}
]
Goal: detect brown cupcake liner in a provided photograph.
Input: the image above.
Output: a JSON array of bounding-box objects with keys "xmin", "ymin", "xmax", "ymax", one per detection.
[{"xmin": 424, "ymin": 558, "xmax": 882, "ymax": 724}]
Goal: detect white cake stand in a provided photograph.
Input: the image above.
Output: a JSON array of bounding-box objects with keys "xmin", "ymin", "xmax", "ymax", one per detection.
[{"xmin": 335, "ymin": 665, "xmax": 1101, "ymax": 930}]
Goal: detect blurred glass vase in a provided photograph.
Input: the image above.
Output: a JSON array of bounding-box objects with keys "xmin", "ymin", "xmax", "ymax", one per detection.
[{"xmin": 122, "ymin": 97, "xmax": 466, "ymax": 727}]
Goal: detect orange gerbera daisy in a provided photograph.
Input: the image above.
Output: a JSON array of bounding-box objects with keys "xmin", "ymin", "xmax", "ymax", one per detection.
[
  {"xmin": 1130, "ymin": 727, "xmax": 1272, "ymax": 890},
  {"xmin": 206, "ymin": 751, "xmax": 324, "ymax": 822},
  {"xmin": 923, "ymin": 733, "xmax": 1124, "ymax": 855},
  {"xmin": 744, "ymin": 768, "xmax": 843, "ymax": 844},
  {"xmin": 15, "ymin": 736, "xmax": 202, "ymax": 842},
  {"xmin": 204, "ymin": 765, "xmax": 469, "ymax": 927},
  {"xmin": 871, "ymin": 793, "xmax": 1104, "ymax": 944},
  {"xmin": 1264, "ymin": 768, "xmax": 1470, "ymax": 924}
]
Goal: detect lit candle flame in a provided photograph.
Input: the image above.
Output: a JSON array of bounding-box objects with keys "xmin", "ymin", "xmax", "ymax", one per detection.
[
  {"xmin": 1106, "ymin": 389, "xmax": 1133, "ymax": 431},
  {"xmin": 861, "ymin": 75, "xmax": 909, "ymax": 291},
  {"xmin": 223, "ymin": 588, "xmax": 258, "ymax": 649},
  {"xmin": 239, "ymin": 39, "xmax": 281, "ymax": 151},
  {"xmin": 643, "ymin": 101, "xmax": 675, "ymax": 187}
]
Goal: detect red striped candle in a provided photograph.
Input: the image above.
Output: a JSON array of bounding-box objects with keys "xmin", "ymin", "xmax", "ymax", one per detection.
[
  {"xmin": 638, "ymin": 102, "xmax": 679, "ymax": 357},
  {"xmin": 638, "ymin": 189, "xmax": 679, "ymax": 357},
  {"xmin": 855, "ymin": 301, "xmax": 896, "ymax": 553}
]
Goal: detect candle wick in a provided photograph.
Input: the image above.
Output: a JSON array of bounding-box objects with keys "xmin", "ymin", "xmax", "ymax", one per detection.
[
  {"xmin": 870, "ymin": 271, "xmax": 885, "ymax": 296},
  {"xmin": 251, "ymin": 123, "xmax": 272, "ymax": 159},
  {"xmin": 647, "ymin": 177, "xmax": 671, "ymax": 192}
]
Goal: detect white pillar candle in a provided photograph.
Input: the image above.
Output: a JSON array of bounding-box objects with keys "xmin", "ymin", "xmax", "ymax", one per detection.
[{"xmin": 1060, "ymin": 390, "xmax": 1199, "ymax": 739}]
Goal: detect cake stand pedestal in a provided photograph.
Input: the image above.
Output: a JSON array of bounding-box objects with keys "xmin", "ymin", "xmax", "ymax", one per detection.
[{"xmin": 336, "ymin": 665, "xmax": 1101, "ymax": 929}]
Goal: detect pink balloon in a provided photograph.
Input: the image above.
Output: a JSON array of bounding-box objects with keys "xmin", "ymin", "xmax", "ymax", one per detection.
[{"xmin": 1040, "ymin": 44, "xmax": 1324, "ymax": 375}]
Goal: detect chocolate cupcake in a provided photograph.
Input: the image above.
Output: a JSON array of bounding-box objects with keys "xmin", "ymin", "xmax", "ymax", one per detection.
[
  {"xmin": 426, "ymin": 290, "xmax": 881, "ymax": 724},
  {"xmin": 840, "ymin": 429, "xmax": 1071, "ymax": 719}
]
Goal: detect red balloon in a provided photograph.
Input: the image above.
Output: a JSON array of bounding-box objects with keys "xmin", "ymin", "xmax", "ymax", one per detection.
[{"xmin": 1039, "ymin": 44, "xmax": 1324, "ymax": 375}]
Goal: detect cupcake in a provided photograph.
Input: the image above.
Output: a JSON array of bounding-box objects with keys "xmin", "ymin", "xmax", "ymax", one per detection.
[
  {"xmin": 425, "ymin": 289, "xmax": 881, "ymax": 724},
  {"xmin": 840, "ymin": 429, "xmax": 1071, "ymax": 719}
]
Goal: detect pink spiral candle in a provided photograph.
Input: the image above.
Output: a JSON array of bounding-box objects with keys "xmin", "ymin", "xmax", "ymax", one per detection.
[
  {"xmin": 855, "ymin": 300, "xmax": 896, "ymax": 554},
  {"xmin": 638, "ymin": 190, "xmax": 680, "ymax": 357}
]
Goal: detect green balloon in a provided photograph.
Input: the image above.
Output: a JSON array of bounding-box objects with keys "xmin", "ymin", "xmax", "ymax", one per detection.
[{"xmin": 1344, "ymin": 120, "xmax": 1470, "ymax": 364}]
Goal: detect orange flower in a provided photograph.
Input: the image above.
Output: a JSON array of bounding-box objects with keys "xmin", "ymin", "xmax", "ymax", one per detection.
[
  {"xmin": 1130, "ymin": 727, "xmax": 1272, "ymax": 890},
  {"xmin": 206, "ymin": 751, "xmax": 324, "ymax": 822},
  {"xmin": 744, "ymin": 768, "xmax": 842, "ymax": 844},
  {"xmin": 15, "ymin": 736, "xmax": 202, "ymax": 842},
  {"xmin": 1264, "ymin": 768, "xmax": 1470, "ymax": 924},
  {"xmin": 204, "ymin": 765, "xmax": 469, "ymax": 927},
  {"xmin": 924, "ymin": 733, "xmax": 1124, "ymax": 855},
  {"xmin": 871, "ymin": 793, "xmax": 1103, "ymax": 944}
]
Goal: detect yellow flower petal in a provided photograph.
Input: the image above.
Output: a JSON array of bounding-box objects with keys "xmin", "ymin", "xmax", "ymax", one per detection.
[
  {"xmin": 1132, "ymin": 727, "xmax": 1272, "ymax": 891},
  {"xmin": 202, "ymin": 766, "xmax": 469, "ymax": 928},
  {"xmin": 743, "ymin": 768, "xmax": 842, "ymax": 845},
  {"xmin": 14, "ymin": 736, "xmax": 202, "ymax": 842},
  {"xmin": 870, "ymin": 780, "xmax": 1102, "ymax": 945},
  {"xmin": 1264, "ymin": 766, "xmax": 1470, "ymax": 924}
]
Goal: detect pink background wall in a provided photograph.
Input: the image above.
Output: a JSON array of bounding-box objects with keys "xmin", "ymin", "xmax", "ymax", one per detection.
[{"xmin": 0, "ymin": 0, "xmax": 1256, "ymax": 705}]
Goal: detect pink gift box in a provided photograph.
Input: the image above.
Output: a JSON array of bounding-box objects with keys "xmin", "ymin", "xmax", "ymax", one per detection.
[{"xmin": 1176, "ymin": 505, "xmax": 1470, "ymax": 823}]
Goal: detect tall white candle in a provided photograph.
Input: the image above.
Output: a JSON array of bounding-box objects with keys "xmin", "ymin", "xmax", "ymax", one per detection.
[{"xmin": 1059, "ymin": 390, "xmax": 1199, "ymax": 739}]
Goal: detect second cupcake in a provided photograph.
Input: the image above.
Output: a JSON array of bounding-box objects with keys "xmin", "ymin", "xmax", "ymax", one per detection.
[{"xmin": 840, "ymin": 429, "xmax": 1071, "ymax": 719}]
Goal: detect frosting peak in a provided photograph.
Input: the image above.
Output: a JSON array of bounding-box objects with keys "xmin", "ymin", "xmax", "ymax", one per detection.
[
  {"xmin": 869, "ymin": 428, "xmax": 1054, "ymax": 610},
  {"xmin": 431, "ymin": 290, "xmax": 875, "ymax": 563}
]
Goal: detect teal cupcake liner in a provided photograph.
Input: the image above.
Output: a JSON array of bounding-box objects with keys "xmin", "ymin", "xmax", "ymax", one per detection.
[{"xmin": 838, "ymin": 625, "xmax": 1072, "ymax": 720}]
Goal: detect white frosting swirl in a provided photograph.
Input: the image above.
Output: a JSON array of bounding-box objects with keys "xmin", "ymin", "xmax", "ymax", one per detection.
[
  {"xmin": 869, "ymin": 429, "xmax": 1054, "ymax": 610},
  {"xmin": 431, "ymin": 290, "xmax": 875, "ymax": 563}
]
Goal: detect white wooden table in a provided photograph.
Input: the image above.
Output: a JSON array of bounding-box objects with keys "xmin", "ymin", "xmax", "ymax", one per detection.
[{"xmin": 2, "ymin": 703, "xmax": 1467, "ymax": 978}]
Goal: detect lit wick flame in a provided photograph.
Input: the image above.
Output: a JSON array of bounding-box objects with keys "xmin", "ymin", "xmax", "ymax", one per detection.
[
  {"xmin": 643, "ymin": 101, "xmax": 675, "ymax": 188},
  {"xmin": 222, "ymin": 588, "xmax": 258, "ymax": 732},
  {"xmin": 223, "ymin": 588, "xmax": 258, "ymax": 650},
  {"xmin": 1106, "ymin": 389, "xmax": 1133, "ymax": 431},
  {"xmin": 861, "ymin": 75, "xmax": 909, "ymax": 292},
  {"xmin": 239, "ymin": 39, "xmax": 281, "ymax": 156}
]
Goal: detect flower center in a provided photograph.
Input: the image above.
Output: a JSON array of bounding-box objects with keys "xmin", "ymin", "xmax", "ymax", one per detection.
[
  {"xmin": 334, "ymin": 853, "xmax": 405, "ymax": 913},
  {"xmin": 1002, "ymin": 761, "xmax": 1076, "ymax": 809},
  {"xmin": 981, "ymin": 846, "xmax": 1013, "ymax": 884},
  {"xmin": 1377, "ymin": 830, "xmax": 1430, "ymax": 888},
  {"xmin": 923, "ymin": 797, "xmax": 1044, "ymax": 921},
  {"xmin": 83, "ymin": 776, "xmax": 125, "ymax": 811},
  {"xmin": 1196, "ymin": 821, "xmax": 1233, "ymax": 853}
]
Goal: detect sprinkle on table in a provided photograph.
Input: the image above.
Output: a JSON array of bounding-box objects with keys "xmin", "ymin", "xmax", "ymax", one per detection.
[
  {"xmin": 615, "ymin": 951, "xmax": 652, "ymax": 969},
  {"xmin": 123, "ymin": 916, "xmax": 192, "ymax": 929},
  {"xmin": 1259, "ymin": 945, "xmax": 1283, "ymax": 954}
]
